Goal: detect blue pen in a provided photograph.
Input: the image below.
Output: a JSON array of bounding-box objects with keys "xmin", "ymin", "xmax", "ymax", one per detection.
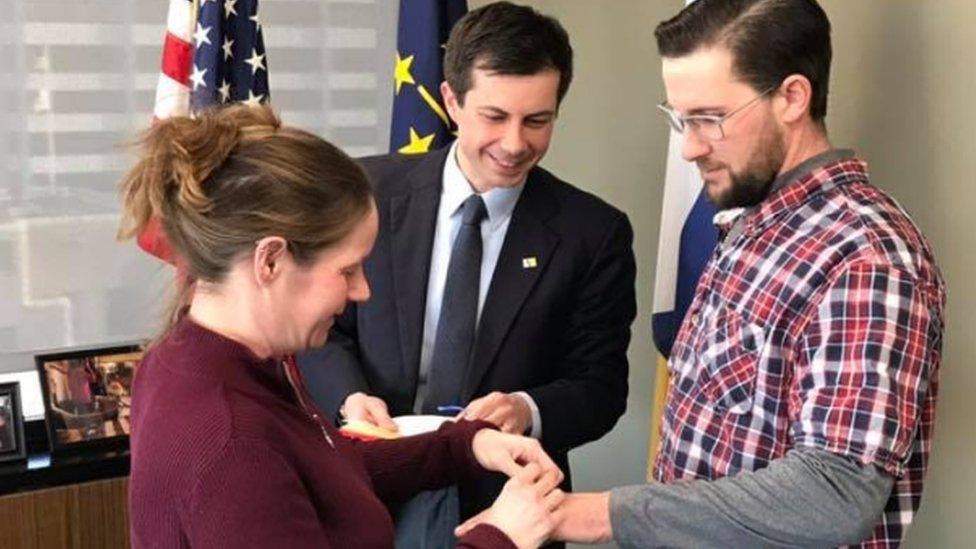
[{"xmin": 436, "ymin": 405, "xmax": 464, "ymax": 415}]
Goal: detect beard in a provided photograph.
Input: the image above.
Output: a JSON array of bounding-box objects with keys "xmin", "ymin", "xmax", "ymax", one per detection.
[{"xmin": 703, "ymin": 121, "xmax": 787, "ymax": 210}]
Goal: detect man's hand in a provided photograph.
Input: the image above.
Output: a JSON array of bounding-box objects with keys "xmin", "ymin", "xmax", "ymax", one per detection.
[
  {"xmin": 340, "ymin": 392, "xmax": 398, "ymax": 431},
  {"xmin": 470, "ymin": 428, "xmax": 562, "ymax": 480},
  {"xmin": 551, "ymin": 492, "xmax": 613, "ymax": 544},
  {"xmin": 459, "ymin": 391, "xmax": 532, "ymax": 434},
  {"xmin": 455, "ymin": 463, "xmax": 565, "ymax": 548}
]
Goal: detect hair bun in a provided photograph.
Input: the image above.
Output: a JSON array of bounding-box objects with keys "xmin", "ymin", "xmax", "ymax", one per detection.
[
  {"xmin": 117, "ymin": 104, "xmax": 282, "ymax": 241},
  {"xmin": 165, "ymin": 105, "xmax": 280, "ymax": 212}
]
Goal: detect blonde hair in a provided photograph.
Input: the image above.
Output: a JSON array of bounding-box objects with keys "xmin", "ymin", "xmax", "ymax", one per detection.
[{"xmin": 118, "ymin": 104, "xmax": 373, "ymax": 328}]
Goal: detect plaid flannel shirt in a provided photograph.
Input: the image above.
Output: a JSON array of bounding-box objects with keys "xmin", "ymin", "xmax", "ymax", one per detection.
[{"xmin": 654, "ymin": 154, "xmax": 946, "ymax": 548}]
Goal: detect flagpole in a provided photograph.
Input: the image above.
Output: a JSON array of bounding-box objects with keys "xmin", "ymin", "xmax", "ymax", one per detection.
[{"xmin": 647, "ymin": 355, "xmax": 669, "ymax": 481}]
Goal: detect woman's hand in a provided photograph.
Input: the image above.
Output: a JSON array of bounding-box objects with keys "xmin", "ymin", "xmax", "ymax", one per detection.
[
  {"xmin": 455, "ymin": 463, "xmax": 565, "ymax": 549},
  {"xmin": 470, "ymin": 428, "xmax": 562, "ymax": 482}
]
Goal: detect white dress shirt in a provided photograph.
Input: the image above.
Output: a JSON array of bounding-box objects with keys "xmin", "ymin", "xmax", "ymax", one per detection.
[{"xmin": 417, "ymin": 141, "xmax": 542, "ymax": 438}]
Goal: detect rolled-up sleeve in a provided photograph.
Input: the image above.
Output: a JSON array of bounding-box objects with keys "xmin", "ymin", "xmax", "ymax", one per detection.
[{"xmin": 792, "ymin": 263, "xmax": 940, "ymax": 476}]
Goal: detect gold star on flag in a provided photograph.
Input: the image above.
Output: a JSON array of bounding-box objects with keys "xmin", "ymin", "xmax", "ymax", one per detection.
[
  {"xmin": 394, "ymin": 52, "xmax": 416, "ymax": 95},
  {"xmin": 398, "ymin": 128, "xmax": 435, "ymax": 155}
]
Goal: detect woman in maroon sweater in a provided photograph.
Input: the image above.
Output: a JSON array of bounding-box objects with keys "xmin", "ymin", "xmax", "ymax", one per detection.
[{"xmin": 119, "ymin": 105, "xmax": 564, "ymax": 548}]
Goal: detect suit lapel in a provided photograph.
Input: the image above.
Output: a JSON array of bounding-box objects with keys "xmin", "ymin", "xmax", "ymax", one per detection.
[
  {"xmin": 389, "ymin": 150, "xmax": 448, "ymax": 376},
  {"xmin": 461, "ymin": 170, "xmax": 560, "ymax": 401}
]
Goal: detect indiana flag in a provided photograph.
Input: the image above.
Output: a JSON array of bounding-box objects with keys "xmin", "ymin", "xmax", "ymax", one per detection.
[
  {"xmin": 141, "ymin": 0, "xmax": 270, "ymax": 264},
  {"xmin": 390, "ymin": 0, "xmax": 467, "ymax": 155},
  {"xmin": 647, "ymin": 0, "xmax": 718, "ymax": 475}
]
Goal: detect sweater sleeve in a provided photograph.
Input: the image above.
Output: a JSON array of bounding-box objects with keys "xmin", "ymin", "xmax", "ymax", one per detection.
[
  {"xmin": 188, "ymin": 437, "xmax": 331, "ymax": 549},
  {"xmin": 609, "ymin": 448, "xmax": 893, "ymax": 548},
  {"xmin": 354, "ymin": 419, "xmax": 493, "ymax": 508},
  {"xmin": 456, "ymin": 524, "xmax": 518, "ymax": 549}
]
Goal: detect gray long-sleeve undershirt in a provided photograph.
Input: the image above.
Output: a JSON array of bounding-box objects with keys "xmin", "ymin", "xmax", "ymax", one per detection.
[{"xmin": 610, "ymin": 448, "xmax": 894, "ymax": 548}]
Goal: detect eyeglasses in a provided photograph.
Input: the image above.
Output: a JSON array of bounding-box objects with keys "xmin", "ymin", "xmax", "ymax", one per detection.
[{"xmin": 657, "ymin": 85, "xmax": 777, "ymax": 141}]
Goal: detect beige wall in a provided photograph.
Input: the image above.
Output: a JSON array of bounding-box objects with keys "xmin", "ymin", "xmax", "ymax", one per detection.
[
  {"xmin": 822, "ymin": 1, "xmax": 976, "ymax": 546},
  {"xmin": 472, "ymin": 1, "xmax": 975, "ymax": 546}
]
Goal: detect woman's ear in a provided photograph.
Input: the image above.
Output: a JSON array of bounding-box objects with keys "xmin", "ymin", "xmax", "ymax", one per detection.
[{"xmin": 253, "ymin": 236, "xmax": 289, "ymax": 286}]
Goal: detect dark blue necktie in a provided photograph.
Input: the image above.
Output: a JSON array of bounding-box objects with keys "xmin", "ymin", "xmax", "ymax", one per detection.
[{"xmin": 415, "ymin": 194, "xmax": 488, "ymax": 414}]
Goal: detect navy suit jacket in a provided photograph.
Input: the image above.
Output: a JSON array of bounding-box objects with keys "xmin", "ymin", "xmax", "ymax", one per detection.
[{"xmin": 298, "ymin": 146, "xmax": 636, "ymax": 518}]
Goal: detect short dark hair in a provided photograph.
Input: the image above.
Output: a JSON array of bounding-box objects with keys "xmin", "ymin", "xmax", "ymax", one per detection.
[
  {"xmin": 655, "ymin": 0, "xmax": 832, "ymax": 122},
  {"xmin": 444, "ymin": 1, "xmax": 573, "ymax": 106}
]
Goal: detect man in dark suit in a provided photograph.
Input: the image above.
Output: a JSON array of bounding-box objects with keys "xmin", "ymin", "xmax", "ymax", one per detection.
[{"xmin": 298, "ymin": 2, "xmax": 635, "ymax": 546}]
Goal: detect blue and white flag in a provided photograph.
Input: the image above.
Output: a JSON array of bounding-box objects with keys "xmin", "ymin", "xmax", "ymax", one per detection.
[{"xmin": 651, "ymin": 135, "xmax": 717, "ymax": 357}]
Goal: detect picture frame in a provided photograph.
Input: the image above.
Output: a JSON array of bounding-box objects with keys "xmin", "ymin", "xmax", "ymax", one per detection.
[
  {"xmin": 35, "ymin": 344, "xmax": 144, "ymax": 455},
  {"xmin": 0, "ymin": 382, "xmax": 27, "ymax": 463}
]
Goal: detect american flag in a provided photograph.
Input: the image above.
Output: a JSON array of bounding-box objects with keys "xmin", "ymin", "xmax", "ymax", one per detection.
[
  {"xmin": 141, "ymin": 0, "xmax": 270, "ymax": 262},
  {"xmin": 154, "ymin": 0, "xmax": 270, "ymax": 119}
]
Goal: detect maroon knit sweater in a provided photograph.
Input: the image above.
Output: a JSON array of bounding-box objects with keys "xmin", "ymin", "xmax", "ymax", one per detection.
[{"xmin": 129, "ymin": 317, "xmax": 515, "ymax": 549}]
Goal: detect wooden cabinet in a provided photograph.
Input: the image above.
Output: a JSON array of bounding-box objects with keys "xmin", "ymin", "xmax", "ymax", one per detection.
[{"xmin": 0, "ymin": 477, "xmax": 129, "ymax": 549}]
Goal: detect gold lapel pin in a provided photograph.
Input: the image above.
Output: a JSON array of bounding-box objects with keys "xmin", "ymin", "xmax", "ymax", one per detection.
[{"xmin": 522, "ymin": 256, "xmax": 538, "ymax": 269}]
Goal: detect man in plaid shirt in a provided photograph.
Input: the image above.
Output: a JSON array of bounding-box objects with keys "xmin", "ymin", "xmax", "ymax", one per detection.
[{"xmin": 542, "ymin": 1, "xmax": 946, "ymax": 547}]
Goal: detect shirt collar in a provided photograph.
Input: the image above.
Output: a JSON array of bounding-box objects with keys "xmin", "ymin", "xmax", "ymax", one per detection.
[
  {"xmin": 714, "ymin": 148, "xmax": 861, "ymax": 240},
  {"xmin": 767, "ymin": 148, "xmax": 856, "ymax": 196},
  {"xmin": 441, "ymin": 141, "xmax": 525, "ymax": 229}
]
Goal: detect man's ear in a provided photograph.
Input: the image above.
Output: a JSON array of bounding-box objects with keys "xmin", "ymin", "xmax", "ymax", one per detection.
[
  {"xmin": 777, "ymin": 74, "xmax": 813, "ymax": 125},
  {"xmin": 253, "ymin": 236, "xmax": 289, "ymax": 286},
  {"xmin": 441, "ymin": 80, "xmax": 461, "ymax": 123}
]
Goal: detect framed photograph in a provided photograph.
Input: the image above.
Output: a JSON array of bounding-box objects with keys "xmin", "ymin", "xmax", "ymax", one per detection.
[
  {"xmin": 35, "ymin": 345, "xmax": 144, "ymax": 454},
  {"xmin": 0, "ymin": 382, "xmax": 27, "ymax": 463}
]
